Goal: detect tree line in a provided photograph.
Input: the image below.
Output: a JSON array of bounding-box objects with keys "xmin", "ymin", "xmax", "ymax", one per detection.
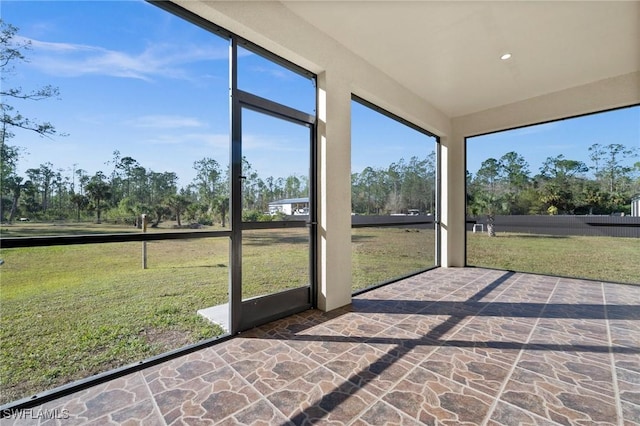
[
  {"xmin": 2, "ymin": 147, "xmax": 440, "ymax": 226},
  {"xmin": 351, "ymin": 153, "xmax": 437, "ymax": 215},
  {"xmin": 0, "ymin": 149, "xmax": 313, "ymax": 227},
  {"xmin": 3, "ymin": 142, "xmax": 638, "ymax": 228},
  {"xmin": 467, "ymin": 145, "xmax": 640, "ymax": 220}
]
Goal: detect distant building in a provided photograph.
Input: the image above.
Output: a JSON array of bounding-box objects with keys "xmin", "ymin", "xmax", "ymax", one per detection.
[
  {"xmin": 632, "ymin": 194, "xmax": 640, "ymax": 217},
  {"xmin": 268, "ymin": 197, "xmax": 310, "ymax": 215}
]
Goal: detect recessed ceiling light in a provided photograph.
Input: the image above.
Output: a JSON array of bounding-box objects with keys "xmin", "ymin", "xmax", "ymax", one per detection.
[{"xmin": 501, "ymin": 53, "xmax": 512, "ymax": 60}]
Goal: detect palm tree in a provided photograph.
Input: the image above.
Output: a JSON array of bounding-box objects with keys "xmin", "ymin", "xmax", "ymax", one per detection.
[
  {"xmin": 166, "ymin": 194, "xmax": 191, "ymax": 227},
  {"xmin": 69, "ymin": 192, "xmax": 88, "ymax": 222},
  {"xmin": 213, "ymin": 195, "xmax": 229, "ymax": 228},
  {"xmin": 85, "ymin": 172, "xmax": 111, "ymax": 223},
  {"xmin": 4, "ymin": 174, "xmax": 23, "ymax": 222}
]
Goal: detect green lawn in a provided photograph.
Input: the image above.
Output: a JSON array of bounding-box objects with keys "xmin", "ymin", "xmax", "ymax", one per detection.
[
  {"xmin": 467, "ymin": 232, "xmax": 640, "ymax": 284},
  {"xmin": 352, "ymin": 227, "xmax": 437, "ymax": 291},
  {"xmin": 1, "ymin": 223, "xmax": 638, "ymax": 404},
  {"xmin": 0, "ymin": 238, "xmax": 229, "ymax": 404}
]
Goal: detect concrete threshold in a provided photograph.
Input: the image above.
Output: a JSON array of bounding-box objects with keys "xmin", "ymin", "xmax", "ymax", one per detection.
[{"xmin": 197, "ymin": 303, "xmax": 229, "ymax": 333}]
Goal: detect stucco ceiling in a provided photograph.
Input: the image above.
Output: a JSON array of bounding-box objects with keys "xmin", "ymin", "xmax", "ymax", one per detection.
[{"xmin": 281, "ymin": 1, "xmax": 640, "ymax": 118}]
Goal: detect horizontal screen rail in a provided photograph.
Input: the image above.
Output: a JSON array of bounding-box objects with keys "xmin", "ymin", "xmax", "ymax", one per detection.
[
  {"xmin": 351, "ymin": 219, "xmax": 435, "ymax": 228},
  {"xmin": 0, "ymin": 230, "xmax": 232, "ymax": 249},
  {"xmin": 241, "ymin": 220, "xmax": 308, "ymax": 230}
]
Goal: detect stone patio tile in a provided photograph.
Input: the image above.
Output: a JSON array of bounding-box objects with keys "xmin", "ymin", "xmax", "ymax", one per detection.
[
  {"xmin": 486, "ymin": 400, "xmax": 561, "ymax": 426},
  {"xmin": 322, "ymin": 343, "xmax": 416, "ymax": 395},
  {"xmin": 351, "ymin": 400, "xmax": 423, "ymax": 426},
  {"xmin": 33, "ymin": 372, "xmax": 157, "ymax": 425},
  {"xmin": 417, "ymin": 345, "xmax": 516, "ymax": 397},
  {"xmin": 382, "ymin": 364, "xmax": 495, "ymax": 425},
  {"xmin": 615, "ymin": 359, "xmax": 640, "ymax": 407},
  {"xmin": 516, "ymin": 348, "xmax": 615, "ymax": 396},
  {"xmin": 227, "ymin": 341, "xmax": 320, "ymax": 395},
  {"xmin": 500, "ymin": 366, "xmax": 619, "ymax": 425},
  {"xmin": 153, "ymin": 364, "xmax": 262, "ymax": 424},
  {"xmin": 143, "ymin": 350, "xmax": 229, "ymax": 396},
  {"xmin": 527, "ymin": 325, "xmax": 617, "ymax": 370}
]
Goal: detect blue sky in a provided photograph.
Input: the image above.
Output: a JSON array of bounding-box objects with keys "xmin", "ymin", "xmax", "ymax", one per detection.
[
  {"xmin": 3, "ymin": 0, "xmax": 639, "ymax": 189},
  {"xmin": 351, "ymin": 100, "xmax": 437, "ymax": 174},
  {"xmin": 4, "ymin": 0, "xmax": 233, "ymax": 188},
  {"xmin": 467, "ymin": 106, "xmax": 640, "ymax": 177},
  {"xmin": 4, "ymin": 0, "xmax": 302, "ymax": 187}
]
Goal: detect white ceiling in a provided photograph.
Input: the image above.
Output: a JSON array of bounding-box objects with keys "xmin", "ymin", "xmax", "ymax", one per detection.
[{"xmin": 281, "ymin": 1, "xmax": 640, "ymax": 118}]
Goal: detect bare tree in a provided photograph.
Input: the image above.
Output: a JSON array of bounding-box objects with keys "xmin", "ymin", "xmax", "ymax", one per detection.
[
  {"xmin": 1, "ymin": 19, "xmax": 64, "ymax": 221},
  {"xmin": 1, "ymin": 20, "xmax": 63, "ymax": 143}
]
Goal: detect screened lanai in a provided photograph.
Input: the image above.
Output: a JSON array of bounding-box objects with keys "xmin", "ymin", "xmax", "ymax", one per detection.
[
  {"xmin": 178, "ymin": 0, "xmax": 639, "ymax": 311},
  {"xmin": 1, "ymin": 0, "xmax": 638, "ymax": 420}
]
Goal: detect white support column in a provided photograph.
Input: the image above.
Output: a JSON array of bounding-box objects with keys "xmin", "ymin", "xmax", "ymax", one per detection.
[
  {"xmin": 316, "ymin": 71, "xmax": 352, "ymax": 311},
  {"xmin": 440, "ymin": 133, "xmax": 466, "ymax": 267}
]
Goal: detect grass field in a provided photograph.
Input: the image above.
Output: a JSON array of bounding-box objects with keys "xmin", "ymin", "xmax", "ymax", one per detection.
[
  {"xmin": 352, "ymin": 227, "xmax": 436, "ymax": 290},
  {"xmin": 0, "ymin": 238, "xmax": 229, "ymax": 404},
  {"xmin": 467, "ymin": 231, "xmax": 640, "ymax": 284},
  {"xmin": 1, "ymin": 222, "xmax": 638, "ymax": 404}
]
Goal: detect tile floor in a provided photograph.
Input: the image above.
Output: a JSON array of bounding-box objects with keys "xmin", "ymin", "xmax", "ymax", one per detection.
[{"xmin": 4, "ymin": 267, "xmax": 639, "ymax": 425}]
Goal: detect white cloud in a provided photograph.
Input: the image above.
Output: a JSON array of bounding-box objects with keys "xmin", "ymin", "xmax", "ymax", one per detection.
[
  {"xmin": 26, "ymin": 37, "xmax": 227, "ymax": 81},
  {"xmin": 127, "ymin": 115, "xmax": 206, "ymax": 129},
  {"xmin": 241, "ymin": 133, "xmax": 308, "ymax": 153},
  {"xmin": 143, "ymin": 132, "xmax": 229, "ymax": 148},
  {"xmin": 503, "ymin": 121, "xmax": 560, "ymax": 138},
  {"xmin": 249, "ymin": 65, "xmax": 290, "ymax": 81}
]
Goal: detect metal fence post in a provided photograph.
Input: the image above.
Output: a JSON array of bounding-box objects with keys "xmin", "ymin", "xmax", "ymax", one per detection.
[{"xmin": 141, "ymin": 214, "xmax": 147, "ymax": 269}]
